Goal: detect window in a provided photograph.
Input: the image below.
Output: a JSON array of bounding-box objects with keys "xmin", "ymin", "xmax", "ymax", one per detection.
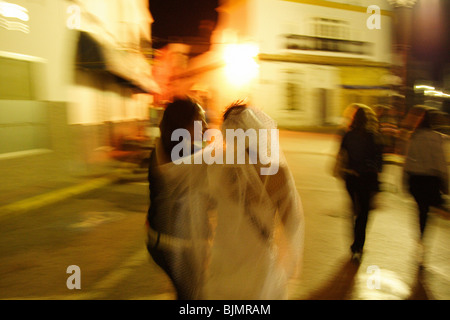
[
  {"xmin": 312, "ymin": 18, "xmax": 348, "ymax": 40},
  {"xmin": 285, "ymin": 70, "xmax": 303, "ymax": 111}
]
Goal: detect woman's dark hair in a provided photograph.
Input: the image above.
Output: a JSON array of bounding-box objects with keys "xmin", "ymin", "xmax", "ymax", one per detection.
[
  {"xmin": 159, "ymin": 97, "xmax": 202, "ymax": 157},
  {"xmin": 350, "ymin": 107, "xmax": 367, "ymax": 131}
]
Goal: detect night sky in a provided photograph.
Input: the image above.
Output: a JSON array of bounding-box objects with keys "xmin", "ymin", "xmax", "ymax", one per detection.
[
  {"xmin": 411, "ymin": 0, "xmax": 450, "ymax": 82},
  {"xmin": 149, "ymin": 0, "xmax": 219, "ymax": 48}
]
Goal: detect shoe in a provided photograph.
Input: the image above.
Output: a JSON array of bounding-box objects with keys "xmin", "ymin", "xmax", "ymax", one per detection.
[{"xmin": 351, "ymin": 250, "xmax": 363, "ymax": 263}]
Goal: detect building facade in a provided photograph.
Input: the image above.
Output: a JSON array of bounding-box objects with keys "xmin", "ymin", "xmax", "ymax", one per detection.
[
  {"xmin": 163, "ymin": 0, "xmax": 394, "ymax": 128},
  {"xmin": 0, "ymin": 0, "xmax": 157, "ymax": 191}
]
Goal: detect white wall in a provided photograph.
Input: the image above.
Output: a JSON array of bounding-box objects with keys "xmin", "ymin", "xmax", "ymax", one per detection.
[
  {"xmin": 0, "ymin": 0, "xmax": 78, "ymax": 102},
  {"xmin": 253, "ymin": 0, "xmax": 392, "ymax": 63},
  {"xmin": 254, "ymin": 61, "xmax": 341, "ymax": 126},
  {"xmin": 185, "ymin": 0, "xmax": 394, "ymax": 126},
  {"xmin": 66, "ymin": 0, "xmax": 153, "ymax": 125},
  {"xmin": 249, "ymin": 0, "xmax": 392, "ymax": 125},
  {"xmin": 76, "ymin": 0, "xmax": 152, "ymax": 46},
  {"xmin": 67, "ymin": 73, "xmax": 150, "ymax": 125}
]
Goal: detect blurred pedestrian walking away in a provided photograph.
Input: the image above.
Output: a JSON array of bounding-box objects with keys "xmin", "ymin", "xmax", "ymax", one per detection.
[
  {"xmin": 336, "ymin": 106, "xmax": 383, "ymax": 262},
  {"xmin": 403, "ymin": 109, "xmax": 449, "ymax": 263},
  {"xmin": 202, "ymin": 103, "xmax": 304, "ymax": 299}
]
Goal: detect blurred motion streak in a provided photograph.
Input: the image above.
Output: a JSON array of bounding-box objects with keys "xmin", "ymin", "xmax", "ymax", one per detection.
[
  {"xmin": 0, "ymin": 0, "xmax": 159, "ymax": 205},
  {"xmin": 0, "ymin": 1, "xmax": 29, "ymax": 33}
]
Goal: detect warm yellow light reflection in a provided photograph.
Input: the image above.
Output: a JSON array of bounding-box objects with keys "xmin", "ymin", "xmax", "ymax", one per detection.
[
  {"xmin": 0, "ymin": 1, "xmax": 29, "ymax": 33},
  {"xmin": 424, "ymin": 90, "xmax": 450, "ymax": 98},
  {"xmin": 0, "ymin": 1, "xmax": 29, "ymax": 21},
  {"xmin": 414, "ymin": 85, "xmax": 435, "ymax": 91},
  {"xmin": 223, "ymin": 43, "xmax": 259, "ymax": 87}
]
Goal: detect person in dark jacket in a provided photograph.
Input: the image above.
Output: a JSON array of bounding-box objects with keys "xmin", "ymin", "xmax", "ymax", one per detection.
[
  {"xmin": 146, "ymin": 97, "xmax": 209, "ymax": 299},
  {"xmin": 339, "ymin": 106, "xmax": 383, "ymax": 262}
]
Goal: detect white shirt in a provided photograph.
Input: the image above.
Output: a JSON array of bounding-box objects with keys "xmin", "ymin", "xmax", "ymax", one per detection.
[{"xmin": 404, "ymin": 128, "xmax": 449, "ymax": 193}]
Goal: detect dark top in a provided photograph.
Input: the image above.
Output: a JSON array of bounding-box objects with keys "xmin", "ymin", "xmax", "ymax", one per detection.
[
  {"xmin": 147, "ymin": 150, "xmax": 162, "ymax": 230},
  {"xmin": 340, "ymin": 129, "xmax": 383, "ymax": 175}
]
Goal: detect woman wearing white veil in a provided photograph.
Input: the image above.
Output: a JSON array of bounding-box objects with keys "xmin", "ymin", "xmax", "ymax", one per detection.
[
  {"xmin": 202, "ymin": 103, "xmax": 304, "ymax": 299},
  {"xmin": 147, "ymin": 99, "xmax": 304, "ymax": 300}
]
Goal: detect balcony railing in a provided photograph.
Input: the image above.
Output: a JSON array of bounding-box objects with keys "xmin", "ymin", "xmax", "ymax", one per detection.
[{"xmin": 285, "ymin": 34, "xmax": 373, "ymax": 56}]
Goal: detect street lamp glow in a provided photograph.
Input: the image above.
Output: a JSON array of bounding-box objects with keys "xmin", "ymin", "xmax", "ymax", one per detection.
[
  {"xmin": 223, "ymin": 43, "xmax": 259, "ymax": 87},
  {"xmin": 0, "ymin": 1, "xmax": 29, "ymax": 21},
  {"xmin": 424, "ymin": 90, "xmax": 450, "ymax": 98},
  {"xmin": 414, "ymin": 85, "xmax": 435, "ymax": 90}
]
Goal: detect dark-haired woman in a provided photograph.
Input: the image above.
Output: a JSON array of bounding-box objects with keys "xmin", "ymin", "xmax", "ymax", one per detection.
[
  {"xmin": 146, "ymin": 97, "xmax": 209, "ymax": 299},
  {"xmin": 339, "ymin": 107, "xmax": 383, "ymax": 262}
]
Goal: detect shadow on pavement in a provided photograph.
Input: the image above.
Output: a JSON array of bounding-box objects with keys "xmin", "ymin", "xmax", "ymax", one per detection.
[
  {"xmin": 407, "ymin": 268, "xmax": 430, "ymax": 300},
  {"xmin": 306, "ymin": 258, "xmax": 360, "ymax": 300}
]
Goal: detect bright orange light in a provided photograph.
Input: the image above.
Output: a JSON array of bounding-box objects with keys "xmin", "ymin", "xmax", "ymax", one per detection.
[{"xmin": 223, "ymin": 44, "xmax": 259, "ymax": 87}]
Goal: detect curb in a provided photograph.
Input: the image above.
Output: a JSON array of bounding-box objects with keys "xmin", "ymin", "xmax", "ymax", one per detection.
[{"xmin": 0, "ymin": 175, "xmax": 119, "ymax": 220}]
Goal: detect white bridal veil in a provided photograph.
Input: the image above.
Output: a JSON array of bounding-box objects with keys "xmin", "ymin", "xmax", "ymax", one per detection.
[{"xmin": 147, "ymin": 106, "xmax": 304, "ymax": 299}]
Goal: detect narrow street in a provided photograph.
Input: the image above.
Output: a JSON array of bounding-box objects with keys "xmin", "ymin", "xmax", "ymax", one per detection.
[
  {"xmin": 0, "ymin": 131, "xmax": 449, "ymax": 300},
  {"xmin": 0, "ymin": 181, "xmax": 173, "ymax": 300},
  {"xmin": 281, "ymin": 131, "xmax": 450, "ymax": 300}
]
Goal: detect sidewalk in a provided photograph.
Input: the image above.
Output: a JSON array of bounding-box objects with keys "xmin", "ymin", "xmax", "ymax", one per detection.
[
  {"xmin": 1, "ymin": 131, "xmax": 448, "ymax": 300},
  {"xmin": 0, "ymin": 146, "xmax": 407, "ymax": 216},
  {"xmin": 0, "ymin": 159, "xmax": 148, "ymax": 220},
  {"xmin": 0, "ymin": 133, "xmax": 441, "ymax": 220}
]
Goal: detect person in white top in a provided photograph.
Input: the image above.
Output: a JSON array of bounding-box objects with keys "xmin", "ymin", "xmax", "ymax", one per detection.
[
  {"xmin": 403, "ymin": 109, "xmax": 449, "ymax": 261},
  {"xmin": 202, "ymin": 103, "xmax": 304, "ymax": 299}
]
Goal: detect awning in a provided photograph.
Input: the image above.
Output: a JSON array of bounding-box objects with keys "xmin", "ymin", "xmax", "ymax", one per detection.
[{"xmin": 76, "ymin": 31, "xmax": 160, "ymax": 94}]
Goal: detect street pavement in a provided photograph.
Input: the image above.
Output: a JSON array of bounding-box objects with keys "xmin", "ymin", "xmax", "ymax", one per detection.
[
  {"xmin": 0, "ymin": 130, "xmax": 449, "ymax": 300},
  {"xmin": 281, "ymin": 131, "xmax": 450, "ymax": 300}
]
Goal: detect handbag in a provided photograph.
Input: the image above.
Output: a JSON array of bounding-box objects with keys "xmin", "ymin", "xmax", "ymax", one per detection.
[{"xmin": 333, "ymin": 148, "xmax": 357, "ymax": 179}]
